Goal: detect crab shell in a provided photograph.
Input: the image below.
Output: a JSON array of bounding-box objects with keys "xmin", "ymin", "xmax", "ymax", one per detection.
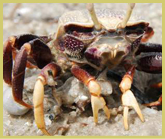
[
  {"xmin": 55, "ymin": 9, "xmax": 149, "ymax": 40},
  {"xmin": 53, "ymin": 9, "xmax": 150, "ymax": 70}
]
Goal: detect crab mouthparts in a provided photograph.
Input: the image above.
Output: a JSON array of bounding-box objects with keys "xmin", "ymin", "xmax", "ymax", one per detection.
[{"xmin": 85, "ymin": 42, "xmax": 127, "ymax": 68}]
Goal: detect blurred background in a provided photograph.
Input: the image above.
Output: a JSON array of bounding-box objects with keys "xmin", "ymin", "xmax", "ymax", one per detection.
[{"xmin": 3, "ymin": 3, "xmax": 162, "ymax": 136}]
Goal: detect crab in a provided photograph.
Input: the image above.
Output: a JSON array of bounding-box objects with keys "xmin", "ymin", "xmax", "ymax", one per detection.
[{"xmin": 3, "ymin": 3, "xmax": 162, "ymax": 135}]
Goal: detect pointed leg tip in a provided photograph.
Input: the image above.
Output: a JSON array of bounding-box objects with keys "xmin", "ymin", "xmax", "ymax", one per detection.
[
  {"xmin": 41, "ymin": 129, "xmax": 51, "ymax": 136},
  {"xmin": 124, "ymin": 126, "xmax": 129, "ymax": 131},
  {"xmin": 94, "ymin": 119, "xmax": 98, "ymax": 125},
  {"xmin": 124, "ymin": 118, "xmax": 129, "ymax": 131},
  {"xmin": 107, "ymin": 115, "xmax": 110, "ymax": 120},
  {"xmin": 141, "ymin": 116, "xmax": 145, "ymax": 122},
  {"xmin": 94, "ymin": 117, "xmax": 98, "ymax": 124}
]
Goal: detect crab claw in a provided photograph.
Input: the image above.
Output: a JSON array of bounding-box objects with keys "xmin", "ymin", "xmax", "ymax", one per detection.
[
  {"xmin": 71, "ymin": 66, "xmax": 110, "ymax": 124},
  {"xmin": 88, "ymin": 80, "xmax": 110, "ymax": 123},
  {"xmin": 122, "ymin": 90, "xmax": 144, "ymax": 130},
  {"xmin": 91, "ymin": 95, "xmax": 110, "ymax": 123}
]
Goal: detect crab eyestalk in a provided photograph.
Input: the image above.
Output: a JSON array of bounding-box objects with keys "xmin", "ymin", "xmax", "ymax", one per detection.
[
  {"xmin": 86, "ymin": 3, "xmax": 102, "ymax": 30},
  {"xmin": 118, "ymin": 3, "xmax": 135, "ymax": 28}
]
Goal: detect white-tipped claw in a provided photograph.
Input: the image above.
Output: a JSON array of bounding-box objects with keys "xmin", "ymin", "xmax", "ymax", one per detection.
[
  {"xmin": 123, "ymin": 106, "xmax": 129, "ymax": 130},
  {"xmin": 122, "ymin": 90, "xmax": 144, "ymax": 130},
  {"xmin": 91, "ymin": 95, "xmax": 110, "ymax": 123}
]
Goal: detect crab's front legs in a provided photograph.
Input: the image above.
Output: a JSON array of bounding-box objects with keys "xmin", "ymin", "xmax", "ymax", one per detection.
[
  {"xmin": 3, "ymin": 34, "xmax": 52, "ymax": 84},
  {"xmin": 3, "ymin": 34, "xmax": 52, "ymax": 108},
  {"xmin": 71, "ymin": 65, "xmax": 110, "ymax": 123},
  {"xmin": 33, "ymin": 63, "xmax": 61, "ymax": 136},
  {"xmin": 119, "ymin": 66, "xmax": 144, "ymax": 130}
]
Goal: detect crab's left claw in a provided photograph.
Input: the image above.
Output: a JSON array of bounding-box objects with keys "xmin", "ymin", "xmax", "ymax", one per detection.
[
  {"xmin": 122, "ymin": 90, "xmax": 144, "ymax": 130},
  {"xmin": 33, "ymin": 63, "xmax": 61, "ymax": 136}
]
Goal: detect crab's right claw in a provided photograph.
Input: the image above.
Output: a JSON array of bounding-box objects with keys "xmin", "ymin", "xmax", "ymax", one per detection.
[{"xmin": 122, "ymin": 90, "xmax": 144, "ymax": 130}]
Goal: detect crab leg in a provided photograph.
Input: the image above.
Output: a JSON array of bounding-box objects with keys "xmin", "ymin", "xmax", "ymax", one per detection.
[
  {"xmin": 3, "ymin": 35, "xmax": 52, "ymax": 109},
  {"xmin": 135, "ymin": 43, "xmax": 162, "ymax": 55},
  {"xmin": 33, "ymin": 63, "xmax": 61, "ymax": 136},
  {"xmin": 71, "ymin": 65, "xmax": 110, "ymax": 123},
  {"xmin": 3, "ymin": 34, "xmax": 51, "ymax": 84},
  {"xmin": 119, "ymin": 66, "xmax": 144, "ymax": 130},
  {"xmin": 136, "ymin": 52, "xmax": 162, "ymax": 74},
  {"xmin": 141, "ymin": 27, "xmax": 154, "ymax": 42},
  {"xmin": 3, "ymin": 39, "xmax": 13, "ymax": 85},
  {"xmin": 133, "ymin": 42, "xmax": 162, "ymax": 74},
  {"xmin": 144, "ymin": 82, "xmax": 162, "ymax": 107},
  {"xmin": 144, "ymin": 95, "xmax": 162, "ymax": 107},
  {"xmin": 12, "ymin": 45, "xmax": 33, "ymax": 108}
]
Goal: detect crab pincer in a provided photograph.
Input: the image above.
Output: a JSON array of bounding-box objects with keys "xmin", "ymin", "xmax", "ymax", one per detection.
[
  {"xmin": 119, "ymin": 66, "xmax": 144, "ymax": 130},
  {"xmin": 71, "ymin": 65, "xmax": 110, "ymax": 124}
]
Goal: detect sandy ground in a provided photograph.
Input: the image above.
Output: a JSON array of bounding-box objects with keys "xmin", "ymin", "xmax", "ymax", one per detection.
[{"xmin": 3, "ymin": 3, "xmax": 162, "ymax": 136}]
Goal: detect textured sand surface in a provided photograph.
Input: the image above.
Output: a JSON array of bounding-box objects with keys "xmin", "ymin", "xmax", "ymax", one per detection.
[{"xmin": 3, "ymin": 3, "xmax": 162, "ymax": 136}]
